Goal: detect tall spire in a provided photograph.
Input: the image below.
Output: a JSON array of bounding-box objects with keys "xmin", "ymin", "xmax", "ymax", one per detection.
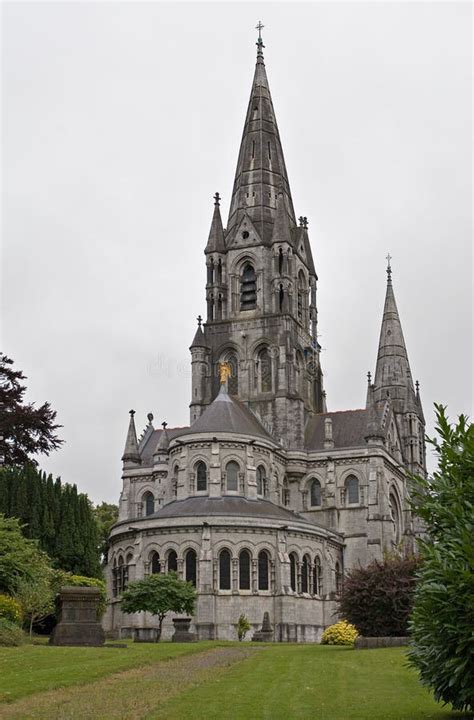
[
  {"xmin": 226, "ymin": 25, "xmax": 297, "ymax": 246},
  {"xmin": 205, "ymin": 192, "xmax": 225, "ymax": 254},
  {"xmin": 122, "ymin": 410, "xmax": 141, "ymax": 466},
  {"xmin": 373, "ymin": 260, "xmax": 416, "ymax": 413}
]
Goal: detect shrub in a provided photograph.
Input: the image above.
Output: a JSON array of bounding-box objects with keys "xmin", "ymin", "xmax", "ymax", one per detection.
[
  {"xmin": 408, "ymin": 405, "xmax": 474, "ymax": 713},
  {"xmin": 0, "ymin": 617, "xmax": 26, "ymax": 646},
  {"xmin": 0, "ymin": 593, "xmax": 22, "ymax": 625},
  {"xmin": 338, "ymin": 555, "xmax": 420, "ymax": 637},
  {"xmin": 321, "ymin": 621, "xmax": 358, "ymax": 646},
  {"xmin": 236, "ymin": 614, "xmax": 251, "ymax": 642},
  {"xmin": 51, "ymin": 571, "xmax": 107, "ymax": 617}
]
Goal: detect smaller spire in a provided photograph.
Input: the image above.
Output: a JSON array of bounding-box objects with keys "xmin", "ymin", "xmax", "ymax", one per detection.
[
  {"xmin": 122, "ymin": 409, "xmax": 141, "ymax": 466},
  {"xmin": 205, "ymin": 192, "xmax": 225, "ymax": 254},
  {"xmin": 155, "ymin": 421, "xmax": 170, "ymax": 454},
  {"xmin": 386, "ymin": 252, "xmax": 392, "ymax": 283},
  {"xmin": 190, "ymin": 316, "xmax": 208, "ymax": 349}
]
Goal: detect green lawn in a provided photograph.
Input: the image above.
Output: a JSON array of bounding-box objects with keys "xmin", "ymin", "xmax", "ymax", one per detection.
[
  {"xmin": 0, "ymin": 640, "xmax": 212, "ymax": 702},
  {"xmin": 0, "ymin": 642, "xmax": 469, "ymax": 720},
  {"xmin": 152, "ymin": 645, "xmax": 466, "ymax": 720}
]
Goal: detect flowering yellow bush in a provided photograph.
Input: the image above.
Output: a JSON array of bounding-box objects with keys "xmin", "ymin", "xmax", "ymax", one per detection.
[
  {"xmin": 0, "ymin": 593, "xmax": 22, "ymax": 625},
  {"xmin": 321, "ymin": 620, "xmax": 358, "ymax": 646}
]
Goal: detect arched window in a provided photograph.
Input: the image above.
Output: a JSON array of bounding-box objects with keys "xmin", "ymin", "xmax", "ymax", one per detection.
[
  {"xmin": 173, "ymin": 466, "xmax": 178, "ymax": 498},
  {"xmin": 219, "ymin": 549, "xmax": 231, "ymax": 590},
  {"xmin": 112, "ymin": 558, "xmax": 118, "ymax": 597},
  {"xmin": 310, "ymin": 479, "xmax": 321, "ymax": 507},
  {"xmin": 258, "ymin": 550, "xmax": 269, "ymax": 591},
  {"xmin": 208, "ymin": 258, "xmax": 215, "ymax": 284},
  {"xmin": 226, "ymin": 461, "xmax": 239, "ymax": 492},
  {"xmin": 301, "ymin": 555, "xmax": 310, "ymax": 593},
  {"xmin": 345, "ymin": 475, "xmax": 359, "ymax": 504},
  {"xmin": 389, "ymin": 491, "xmax": 401, "ymax": 544},
  {"xmin": 278, "ymin": 247, "xmax": 284, "ymax": 275},
  {"xmin": 185, "ymin": 549, "xmax": 197, "ymax": 587},
  {"xmin": 167, "ymin": 550, "xmax": 178, "ymax": 573},
  {"xmin": 257, "ymin": 347, "xmax": 272, "ymax": 393},
  {"xmin": 279, "ymin": 283, "xmax": 285, "ymax": 312},
  {"xmin": 123, "ymin": 552, "xmax": 133, "ymax": 590},
  {"xmin": 297, "ymin": 270, "xmax": 306, "ymax": 323},
  {"xmin": 117, "ymin": 556, "xmax": 124, "ymax": 594},
  {"xmin": 196, "ymin": 461, "xmax": 207, "ymax": 492},
  {"xmin": 217, "ymin": 258, "xmax": 223, "ymax": 284},
  {"xmin": 313, "ymin": 556, "xmax": 322, "ymax": 596},
  {"xmin": 143, "ymin": 491, "xmax": 155, "ymax": 516},
  {"xmin": 240, "ymin": 263, "xmax": 257, "ymax": 310},
  {"xmin": 217, "ymin": 294, "xmax": 223, "ymax": 320},
  {"xmin": 335, "ymin": 561, "xmax": 342, "ymax": 595},
  {"xmin": 150, "ymin": 551, "xmax": 161, "ymax": 574},
  {"xmin": 289, "ymin": 553, "xmax": 297, "ymax": 592},
  {"xmin": 256, "ymin": 466, "xmax": 265, "ymax": 497},
  {"xmin": 282, "ymin": 478, "xmax": 290, "ymax": 507},
  {"xmin": 239, "ymin": 550, "xmax": 251, "ymax": 590}
]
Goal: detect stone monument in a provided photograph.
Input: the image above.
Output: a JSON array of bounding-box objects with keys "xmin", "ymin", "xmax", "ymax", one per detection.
[
  {"xmin": 252, "ymin": 612, "xmax": 274, "ymax": 642},
  {"xmin": 171, "ymin": 617, "xmax": 196, "ymax": 642},
  {"xmin": 49, "ymin": 586, "xmax": 105, "ymax": 646}
]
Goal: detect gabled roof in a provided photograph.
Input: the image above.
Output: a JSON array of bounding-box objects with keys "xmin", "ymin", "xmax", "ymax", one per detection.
[
  {"xmin": 139, "ymin": 426, "xmax": 189, "ymax": 464},
  {"xmin": 305, "ymin": 409, "xmax": 370, "ymax": 451},
  {"xmin": 182, "ymin": 385, "xmax": 275, "ymax": 441}
]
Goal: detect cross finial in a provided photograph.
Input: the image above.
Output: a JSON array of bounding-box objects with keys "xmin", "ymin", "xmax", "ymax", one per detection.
[
  {"xmin": 303, "ymin": 216, "xmax": 308, "ymax": 229},
  {"xmin": 256, "ymin": 21, "xmax": 265, "ymax": 53},
  {"xmin": 129, "ymin": 409, "xmax": 135, "ymax": 417},
  {"xmin": 214, "ymin": 192, "xmax": 220, "ymax": 207},
  {"xmin": 162, "ymin": 421, "xmax": 168, "ymax": 430},
  {"xmin": 415, "ymin": 380, "xmax": 420, "ymax": 394},
  {"xmin": 197, "ymin": 314, "xmax": 202, "ymax": 328},
  {"xmin": 386, "ymin": 253, "xmax": 392, "ymax": 280},
  {"xmin": 298, "ymin": 216, "xmax": 304, "ymax": 227},
  {"xmin": 367, "ymin": 371, "xmax": 372, "ymax": 385}
]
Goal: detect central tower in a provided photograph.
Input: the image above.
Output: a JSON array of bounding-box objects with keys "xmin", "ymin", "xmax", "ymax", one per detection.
[{"xmin": 190, "ymin": 33, "xmax": 324, "ymax": 449}]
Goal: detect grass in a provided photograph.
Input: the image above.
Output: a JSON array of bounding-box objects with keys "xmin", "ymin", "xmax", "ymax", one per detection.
[
  {"xmin": 0, "ymin": 640, "xmax": 213, "ymax": 703},
  {"xmin": 0, "ymin": 642, "xmax": 470, "ymax": 719}
]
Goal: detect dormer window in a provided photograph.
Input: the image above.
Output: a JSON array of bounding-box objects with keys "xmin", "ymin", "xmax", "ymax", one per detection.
[{"xmin": 240, "ymin": 263, "xmax": 256, "ymax": 310}]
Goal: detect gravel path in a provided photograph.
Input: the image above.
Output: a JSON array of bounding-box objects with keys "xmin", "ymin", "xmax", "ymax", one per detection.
[{"xmin": 0, "ymin": 646, "xmax": 257, "ymax": 720}]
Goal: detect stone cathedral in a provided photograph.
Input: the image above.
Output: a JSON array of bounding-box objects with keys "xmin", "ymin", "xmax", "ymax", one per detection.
[{"xmin": 105, "ymin": 34, "xmax": 427, "ymax": 642}]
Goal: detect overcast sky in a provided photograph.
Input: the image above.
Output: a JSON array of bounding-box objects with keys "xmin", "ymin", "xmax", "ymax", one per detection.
[{"xmin": 3, "ymin": 2, "xmax": 472, "ymax": 505}]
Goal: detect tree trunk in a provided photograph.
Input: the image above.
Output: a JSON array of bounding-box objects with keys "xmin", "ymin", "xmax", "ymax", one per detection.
[
  {"xmin": 156, "ymin": 614, "xmax": 165, "ymax": 642},
  {"xmin": 29, "ymin": 615, "xmax": 34, "ymax": 639}
]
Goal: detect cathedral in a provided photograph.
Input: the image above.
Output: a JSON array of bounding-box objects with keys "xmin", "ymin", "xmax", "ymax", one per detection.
[{"xmin": 105, "ymin": 32, "xmax": 427, "ymax": 642}]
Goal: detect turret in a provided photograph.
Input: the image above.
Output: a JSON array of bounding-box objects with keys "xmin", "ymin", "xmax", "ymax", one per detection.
[{"xmin": 189, "ymin": 316, "xmax": 211, "ymax": 423}]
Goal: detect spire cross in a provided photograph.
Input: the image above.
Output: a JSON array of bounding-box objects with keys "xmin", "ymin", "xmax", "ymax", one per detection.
[
  {"xmin": 213, "ymin": 192, "xmax": 220, "ymax": 206},
  {"xmin": 129, "ymin": 409, "xmax": 135, "ymax": 417},
  {"xmin": 256, "ymin": 20, "xmax": 264, "ymax": 40},
  {"xmin": 415, "ymin": 380, "xmax": 420, "ymax": 394},
  {"xmin": 197, "ymin": 315, "xmax": 202, "ymax": 328},
  {"xmin": 161, "ymin": 421, "xmax": 168, "ymax": 430},
  {"xmin": 386, "ymin": 253, "xmax": 392, "ymax": 280}
]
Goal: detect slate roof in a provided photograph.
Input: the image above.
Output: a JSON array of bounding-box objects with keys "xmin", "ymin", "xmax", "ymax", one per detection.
[
  {"xmin": 139, "ymin": 427, "xmax": 189, "ymax": 463},
  {"xmin": 305, "ymin": 409, "xmax": 370, "ymax": 451},
  {"xmin": 147, "ymin": 496, "xmax": 318, "ymax": 528},
  {"xmin": 180, "ymin": 386, "xmax": 274, "ymax": 441}
]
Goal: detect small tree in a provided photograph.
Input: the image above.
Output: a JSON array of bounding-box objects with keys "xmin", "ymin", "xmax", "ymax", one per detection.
[
  {"xmin": 236, "ymin": 613, "xmax": 251, "ymax": 641},
  {"xmin": 0, "ymin": 353, "xmax": 63, "ymax": 466},
  {"xmin": 120, "ymin": 573, "xmax": 196, "ymax": 641},
  {"xmin": 93, "ymin": 502, "xmax": 119, "ymax": 563},
  {"xmin": 408, "ymin": 405, "xmax": 474, "ymax": 713},
  {"xmin": 338, "ymin": 555, "xmax": 420, "ymax": 637},
  {"xmin": 0, "ymin": 515, "xmax": 51, "ymax": 595},
  {"xmin": 15, "ymin": 570, "xmax": 54, "ymax": 638}
]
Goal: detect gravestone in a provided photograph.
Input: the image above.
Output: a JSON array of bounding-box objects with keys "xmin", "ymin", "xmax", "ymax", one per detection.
[
  {"xmin": 49, "ymin": 586, "xmax": 105, "ymax": 646},
  {"xmin": 252, "ymin": 611, "xmax": 274, "ymax": 642}
]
